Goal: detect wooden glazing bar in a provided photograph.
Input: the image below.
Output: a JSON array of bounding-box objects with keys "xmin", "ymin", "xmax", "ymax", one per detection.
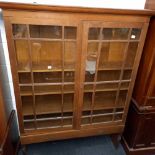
[
  {"xmin": 13, "ymin": 37, "xmax": 77, "ymax": 42},
  {"xmin": 61, "ymin": 26, "xmax": 65, "ymax": 126},
  {"xmin": 88, "ymin": 40, "xmax": 140, "ymax": 43},
  {"xmin": 90, "ymin": 28, "xmax": 103, "ymax": 123},
  {"xmin": 26, "ymin": 24, "xmax": 37, "ymax": 129}
]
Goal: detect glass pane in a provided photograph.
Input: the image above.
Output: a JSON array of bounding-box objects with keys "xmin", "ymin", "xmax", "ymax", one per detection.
[
  {"xmin": 34, "ymin": 85, "xmax": 62, "ymax": 95},
  {"xmin": 82, "ymin": 117, "xmax": 91, "ymax": 125},
  {"xmin": 96, "ymin": 83, "xmax": 119, "ymax": 91},
  {"xmin": 18, "ymin": 73, "xmax": 31, "ymax": 84},
  {"xmin": 64, "ymin": 42, "xmax": 76, "ymax": 70},
  {"xmin": 64, "ymin": 71, "xmax": 74, "ymax": 82},
  {"xmin": 123, "ymin": 70, "xmax": 132, "ymax": 80},
  {"xmin": 114, "ymin": 114, "xmax": 123, "ymax": 121},
  {"xmin": 35, "ymin": 94, "xmax": 62, "ymax": 115},
  {"xmin": 64, "ymin": 27, "xmax": 77, "ymax": 39},
  {"xmin": 31, "ymin": 41, "xmax": 62, "ymax": 71},
  {"xmin": 118, "ymin": 90, "xmax": 128, "ymax": 107},
  {"xmin": 97, "ymin": 70, "xmax": 121, "ymax": 81},
  {"xmin": 84, "ymin": 84, "xmax": 93, "ymax": 92},
  {"xmin": 83, "ymin": 92, "xmax": 92, "ymax": 111},
  {"xmin": 63, "ymin": 118, "xmax": 72, "ymax": 126},
  {"xmin": 22, "ymin": 96, "xmax": 34, "ymax": 116},
  {"xmin": 64, "ymin": 84, "xmax": 74, "ymax": 93},
  {"xmin": 30, "ymin": 25, "xmax": 62, "ymax": 39},
  {"xmin": 13, "ymin": 24, "xmax": 28, "ymax": 38},
  {"xmin": 102, "ymin": 28, "xmax": 129, "ymax": 40},
  {"xmin": 14, "ymin": 40, "xmax": 30, "ymax": 71},
  {"xmin": 85, "ymin": 42, "xmax": 98, "ymax": 82},
  {"xmin": 93, "ymin": 109, "xmax": 113, "ymax": 115},
  {"xmin": 99, "ymin": 42, "xmax": 126, "ymax": 69},
  {"xmin": 37, "ymin": 118, "xmax": 61, "ymax": 129},
  {"xmin": 24, "ymin": 121, "xmax": 35, "ymax": 130},
  {"xmin": 92, "ymin": 115, "xmax": 113, "ymax": 123},
  {"xmin": 63, "ymin": 94, "xmax": 74, "ymax": 112},
  {"xmin": 20, "ymin": 86, "xmax": 32, "ymax": 96},
  {"xmin": 94, "ymin": 91, "xmax": 116, "ymax": 109},
  {"xmin": 34, "ymin": 72, "xmax": 62, "ymax": 83},
  {"xmin": 88, "ymin": 28, "xmax": 100, "ymax": 40},
  {"xmin": 130, "ymin": 28, "xmax": 141, "ymax": 40},
  {"xmin": 120, "ymin": 82, "xmax": 130, "ymax": 90},
  {"xmin": 125, "ymin": 42, "xmax": 138, "ymax": 68}
]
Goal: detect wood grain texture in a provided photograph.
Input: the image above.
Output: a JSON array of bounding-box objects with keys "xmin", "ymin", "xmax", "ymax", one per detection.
[
  {"xmin": 133, "ymin": 16, "xmax": 155, "ymax": 111},
  {"xmin": 3, "ymin": 7, "xmax": 150, "ymax": 145},
  {"xmin": 145, "ymin": 0, "xmax": 155, "ymax": 10}
]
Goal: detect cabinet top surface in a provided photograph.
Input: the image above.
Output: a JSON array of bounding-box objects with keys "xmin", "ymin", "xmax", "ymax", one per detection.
[{"xmin": 0, "ymin": 2, "xmax": 155, "ymax": 16}]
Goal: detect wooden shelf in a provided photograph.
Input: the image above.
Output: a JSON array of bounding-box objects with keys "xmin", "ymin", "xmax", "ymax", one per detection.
[
  {"xmin": 84, "ymin": 87, "xmax": 129, "ymax": 93},
  {"xmin": 88, "ymin": 39, "xmax": 140, "ymax": 43}
]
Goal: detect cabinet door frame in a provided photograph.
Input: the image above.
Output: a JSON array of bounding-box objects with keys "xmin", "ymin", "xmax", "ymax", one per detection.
[
  {"xmin": 79, "ymin": 21, "xmax": 149, "ymax": 128},
  {"xmin": 3, "ymin": 16, "xmax": 82, "ymax": 133}
]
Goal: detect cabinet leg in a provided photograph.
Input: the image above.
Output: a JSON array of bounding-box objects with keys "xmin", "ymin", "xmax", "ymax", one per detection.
[{"xmin": 110, "ymin": 134, "xmax": 121, "ymax": 149}]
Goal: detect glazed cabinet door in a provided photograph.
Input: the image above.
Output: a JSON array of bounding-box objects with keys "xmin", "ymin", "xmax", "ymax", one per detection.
[
  {"xmin": 11, "ymin": 21, "xmax": 79, "ymax": 132},
  {"xmin": 81, "ymin": 21, "xmax": 146, "ymax": 127}
]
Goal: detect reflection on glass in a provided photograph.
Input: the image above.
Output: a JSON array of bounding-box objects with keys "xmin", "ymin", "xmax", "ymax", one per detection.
[
  {"xmin": 130, "ymin": 28, "xmax": 141, "ymax": 40},
  {"xmin": 13, "ymin": 24, "xmax": 28, "ymax": 38},
  {"xmin": 30, "ymin": 25, "xmax": 62, "ymax": 39},
  {"xmin": 64, "ymin": 27, "xmax": 77, "ymax": 39},
  {"xmin": 88, "ymin": 28, "xmax": 100, "ymax": 40},
  {"xmin": 64, "ymin": 71, "xmax": 74, "ymax": 82},
  {"xmin": 102, "ymin": 28, "xmax": 129, "ymax": 40},
  {"xmin": 14, "ymin": 40, "xmax": 30, "ymax": 71},
  {"xmin": 31, "ymin": 41, "xmax": 62, "ymax": 71},
  {"xmin": 85, "ymin": 42, "xmax": 98, "ymax": 82}
]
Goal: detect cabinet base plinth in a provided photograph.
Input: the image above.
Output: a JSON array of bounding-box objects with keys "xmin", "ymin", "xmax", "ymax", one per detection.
[{"xmin": 21, "ymin": 125, "xmax": 124, "ymax": 145}]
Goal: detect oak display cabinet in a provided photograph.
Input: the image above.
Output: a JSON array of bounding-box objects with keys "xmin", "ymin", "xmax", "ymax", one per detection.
[{"xmin": 1, "ymin": 3, "xmax": 152, "ymax": 145}]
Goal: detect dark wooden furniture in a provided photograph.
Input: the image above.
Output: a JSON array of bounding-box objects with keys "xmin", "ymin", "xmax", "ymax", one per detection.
[
  {"xmin": 145, "ymin": 0, "xmax": 155, "ymax": 10},
  {"xmin": 0, "ymin": 2, "xmax": 153, "ymax": 145},
  {"xmin": 122, "ymin": 17, "xmax": 155, "ymax": 155},
  {"xmin": 0, "ymin": 78, "xmax": 17, "ymax": 155}
]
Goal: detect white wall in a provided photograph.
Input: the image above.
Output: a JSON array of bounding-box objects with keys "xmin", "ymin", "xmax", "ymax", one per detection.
[{"xmin": 0, "ymin": 0, "xmax": 146, "ymax": 9}]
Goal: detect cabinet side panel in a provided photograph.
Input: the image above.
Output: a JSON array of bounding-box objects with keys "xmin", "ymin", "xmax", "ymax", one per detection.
[{"xmin": 133, "ymin": 17, "xmax": 155, "ymax": 107}]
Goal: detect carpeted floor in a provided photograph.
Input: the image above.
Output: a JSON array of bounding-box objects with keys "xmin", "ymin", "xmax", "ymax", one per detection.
[{"xmin": 19, "ymin": 135, "xmax": 126, "ymax": 155}]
